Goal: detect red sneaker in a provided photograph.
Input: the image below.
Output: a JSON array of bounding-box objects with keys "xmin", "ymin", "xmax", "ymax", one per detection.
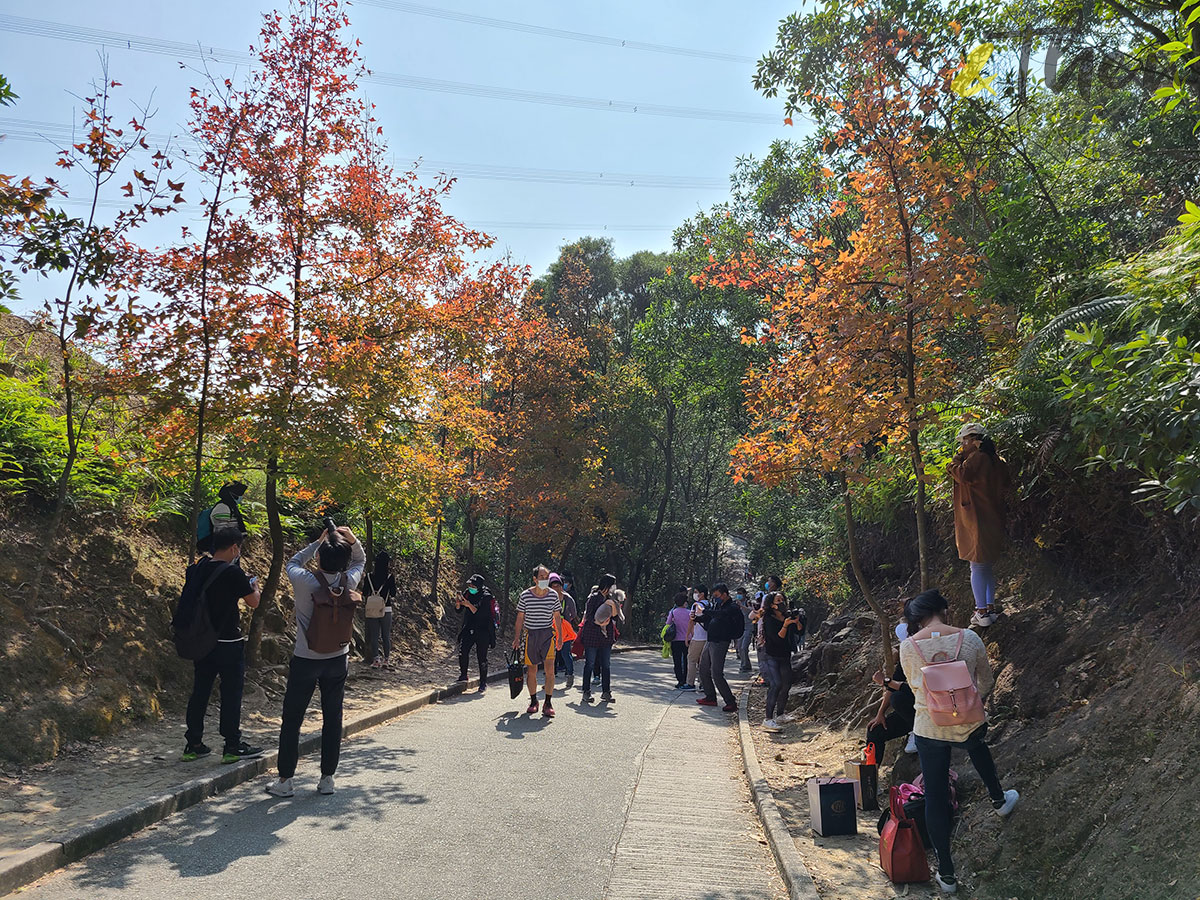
[
  {"xmin": 722, "ymin": 704, "xmax": 738, "ymax": 713},
  {"xmin": 696, "ymin": 697, "xmax": 718, "ymax": 706},
  {"xmin": 542, "ymin": 702, "xmax": 555, "ymax": 718},
  {"xmin": 526, "ymin": 700, "xmax": 539, "ymax": 714}
]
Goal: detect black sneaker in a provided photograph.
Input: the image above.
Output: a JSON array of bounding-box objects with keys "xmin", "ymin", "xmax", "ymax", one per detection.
[
  {"xmin": 601, "ymin": 693, "xmax": 615, "ymax": 703},
  {"xmin": 181, "ymin": 742, "xmax": 211, "ymax": 762},
  {"xmin": 221, "ymin": 742, "xmax": 265, "ymax": 764}
]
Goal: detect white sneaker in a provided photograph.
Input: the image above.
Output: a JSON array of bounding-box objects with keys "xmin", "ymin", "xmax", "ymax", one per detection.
[
  {"xmin": 971, "ymin": 610, "xmax": 995, "ymax": 627},
  {"xmin": 994, "ymin": 788, "xmax": 1019, "ymax": 816},
  {"xmin": 266, "ymin": 778, "xmax": 294, "ymax": 798},
  {"xmin": 776, "ymin": 712, "xmax": 796, "ymax": 724},
  {"xmin": 762, "ymin": 719, "xmax": 782, "ymax": 732},
  {"xmin": 317, "ymin": 775, "xmax": 335, "ymax": 795},
  {"xmin": 935, "ymin": 873, "xmax": 958, "ymax": 893}
]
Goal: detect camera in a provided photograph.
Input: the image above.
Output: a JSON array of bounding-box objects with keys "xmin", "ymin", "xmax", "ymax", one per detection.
[{"xmin": 324, "ymin": 517, "xmax": 339, "ymax": 542}]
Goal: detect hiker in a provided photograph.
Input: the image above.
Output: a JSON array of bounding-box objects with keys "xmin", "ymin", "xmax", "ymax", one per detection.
[
  {"xmin": 755, "ymin": 575, "xmax": 783, "ymax": 684},
  {"xmin": 735, "ymin": 586, "xmax": 754, "ymax": 673},
  {"xmin": 683, "ymin": 585, "xmax": 709, "ymax": 691},
  {"xmin": 512, "ymin": 565, "xmax": 562, "ymax": 717},
  {"xmin": 695, "ymin": 582, "xmax": 743, "ymax": 712},
  {"xmin": 179, "ymin": 527, "xmax": 264, "ymax": 764},
  {"xmin": 761, "ymin": 592, "xmax": 802, "ymax": 732},
  {"xmin": 456, "ymin": 574, "xmax": 495, "ymax": 689},
  {"xmin": 577, "ymin": 573, "xmax": 624, "ymax": 704},
  {"xmin": 196, "ymin": 481, "xmax": 248, "ymax": 554},
  {"xmin": 948, "ymin": 423, "xmax": 1011, "ymax": 627},
  {"xmin": 268, "ymin": 525, "xmax": 366, "ymax": 798},
  {"xmin": 549, "ymin": 572, "xmax": 578, "ymax": 690},
  {"xmin": 866, "ymin": 623, "xmax": 918, "ymax": 759},
  {"xmin": 665, "ymin": 592, "xmax": 691, "ymax": 688},
  {"xmin": 362, "ymin": 550, "xmax": 396, "ymax": 668},
  {"xmin": 900, "ymin": 589, "xmax": 1019, "ymax": 894}
]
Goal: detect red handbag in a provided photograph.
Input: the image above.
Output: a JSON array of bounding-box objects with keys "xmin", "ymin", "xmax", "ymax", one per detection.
[{"xmin": 879, "ymin": 786, "xmax": 930, "ymax": 883}]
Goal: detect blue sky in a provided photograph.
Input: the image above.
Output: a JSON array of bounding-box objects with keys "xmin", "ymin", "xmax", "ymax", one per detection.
[{"xmin": 1, "ymin": 1, "xmax": 802, "ymax": 310}]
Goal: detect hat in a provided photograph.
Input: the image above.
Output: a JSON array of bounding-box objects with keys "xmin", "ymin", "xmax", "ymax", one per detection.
[
  {"xmin": 894, "ymin": 622, "xmax": 909, "ymax": 641},
  {"xmin": 467, "ymin": 574, "xmax": 485, "ymax": 588},
  {"xmin": 957, "ymin": 422, "xmax": 986, "ymax": 440},
  {"xmin": 548, "ymin": 572, "xmax": 563, "ymax": 585}
]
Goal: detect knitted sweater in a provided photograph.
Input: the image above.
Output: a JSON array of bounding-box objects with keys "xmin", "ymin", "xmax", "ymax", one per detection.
[{"xmin": 899, "ymin": 628, "xmax": 994, "ymax": 742}]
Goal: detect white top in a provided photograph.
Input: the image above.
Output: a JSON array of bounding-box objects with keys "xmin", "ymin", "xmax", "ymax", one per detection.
[
  {"xmin": 899, "ymin": 629, "xmax": 994, "ymax": 742},
  {"xmin": 691, "ymin": 600, "xmax": 708, "ymax": 641}
]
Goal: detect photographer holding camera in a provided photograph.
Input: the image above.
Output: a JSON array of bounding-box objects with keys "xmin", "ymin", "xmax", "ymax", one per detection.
[
  {"xmin": 761, "ymin": 592, "xmax": 801, "ymax": 732},
  {"xmin": 267, "ymin": 522, "xmax": 365, "ymax": 798}
]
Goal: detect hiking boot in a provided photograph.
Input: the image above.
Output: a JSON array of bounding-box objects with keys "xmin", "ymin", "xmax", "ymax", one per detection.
[
  {"xmin": 477, "ymin": 680, "xmax": 487, "ymax": 693},
  {"xmin": 181, "ymin": 742, "xmax": 211, "ymax": 762},
  {"xmin": 265, "ymin": 777, "xmax": 294, "ymax": 798},
  {"xmin": 317, "ymin": 775, "xmax": 335, "ymax": 795},
  {"xmin": 582, "ymin": 692, "xmax": 593, "ymax": 704},
  {"xmin": 994, "ymin": 788, "xmax": 1019, "ymax": 816},
  {"xmin": 542, "ymin": 700, "xmax": 555, "ymax": 718},
  {"xmin": 370, "ymin": 657, "xmax": 384, "ymax": 669},
  {"xmin": 222, "ymin": 742, "xmax": 264, "ymax": 764},
  {"xmin": 722, "ymin": 703, "xmax": 738, "ymax": 713},
  {"xmin": 456, "ymin": 673, "xmax": 469, "ymax": 683},
  {"xmin": 697, "ymin": 697, "xmax": 718, "ymax": 706},
  {"xmin": 935, "ymin": 873, "xmax": 958, "ymax": 893},
  {"xmin": 565, "ymin": 674, "xmax": 574, "ymax": 690},
  {"xmin": 762, "ymin": 719, "xmax": 782, "ymax": 732},
  {"xmin": 526, "ymin": 699, "xmax": 540, "ymax": 714},
  {"xmin": 600, "ymin": 692, "xmax": 615, "ymax": 703}
]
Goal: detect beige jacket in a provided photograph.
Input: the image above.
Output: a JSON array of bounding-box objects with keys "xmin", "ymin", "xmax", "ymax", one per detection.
[{"xmin": 900, "ymin": 629, "xmax": 993, "ymax": 742}]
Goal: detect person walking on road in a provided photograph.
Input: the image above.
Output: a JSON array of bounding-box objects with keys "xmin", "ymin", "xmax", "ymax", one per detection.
[
  {"xmin": 696, "ymin": 583, "xmax": 744, "ymax": 712},
  {"xmin": 178, "ymin": 527, "xmax": 264, "ymax": 764},
  {"xmin": 577, "ymin": 574, "xmax": 624, "ymax": 704},
  {"xmin": 456, "ymin": 574, "xmax": 495, "ymax": 689},
  {"xmin": 900, "ymin": 589, "xmax": 1019, "ymax": 894},
  {"xmin": 512, "ymin": 565, "xmax": 562, "ymax": 717},
  {"xmin": 683, "ymin": 585, "xmax": 709, "ymax": 691},
  {"xmin": 735, "ymin": 586, "xmax": 754, "ymax": 673},
  {"xmin": 665, "ymin": 593, "xmax": 691, "ymax": 689},
  {"xmin": 549, "ymin": 572, "xmax": 578, "ymax": 690},
  {"xmin": 362, "ymin": 550, "xmax": 396, "ymax": 668},
  {"xmin": 761, "ymin": 592, "xmax": 801, "ymax": 732},
  {"xmin": 949, "ymin": 423, "xmax": 1011, "ymax": 628},
  {"xmin": 268, "ymin": 525, "xmax": 366, "ymax": 798}
]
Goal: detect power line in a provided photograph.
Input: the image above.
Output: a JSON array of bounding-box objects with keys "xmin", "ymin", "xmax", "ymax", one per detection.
[
  {"xmin": 355, "ymin": 0, "xmax": 756, "ymax": 64},
  {"xmin": 1, "ymin": 118, "xmax": 731, "ymax": 190},
  {"xmin": 0, "ymin": 14, "xmax": 781, "ymax": 126}
]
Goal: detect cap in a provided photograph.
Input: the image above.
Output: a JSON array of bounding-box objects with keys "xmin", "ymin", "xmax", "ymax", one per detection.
[
  {"xmin": 957, "ymin": 422, "xmax": 986, "ymax": 440},
  {"xmin": 467, "ymin": 574, "xmax": 486, "ymax": 588},
  {"xmin": 548, "ymin": 572, "xmax": 563, "ymax": 585}
]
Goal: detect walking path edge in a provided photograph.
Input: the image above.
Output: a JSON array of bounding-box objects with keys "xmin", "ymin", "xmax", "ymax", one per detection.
[
  {"xmin": 737, "ymin": 683, "xmax": 822, "ymax": 900},
  {"xmin": 0, "ymin": 644, "xmax": 656, "ymax": 898}
]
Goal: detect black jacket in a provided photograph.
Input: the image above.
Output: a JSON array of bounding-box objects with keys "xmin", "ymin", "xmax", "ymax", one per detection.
[
  {"xmin": 459, "ymin": 589, "xmax": 495, "ymax": 639},
  {"xmin": 698, "ymin": 597, "xmax": 744, "ymax": 643}
]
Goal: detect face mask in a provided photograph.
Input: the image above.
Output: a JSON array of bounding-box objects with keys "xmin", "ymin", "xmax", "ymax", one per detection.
[
  {"xmin": 468, "ymin": 587, "xmax": 478, "ymax": 595},
  {"xmin": 537, "ymin": 579, "xmax": 550, "ymax": 590},
  {"xmin": 763, "ymin": 581, "xmax": 770, "ymax": 591},
  {"xmin": 692, "ymin": 592, "xmax": 700, "ymax": 602}
]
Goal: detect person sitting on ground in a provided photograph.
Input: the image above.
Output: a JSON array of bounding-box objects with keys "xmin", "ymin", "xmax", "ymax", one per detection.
[
  {"xmin": 362, "ymin": 550, "xmax": 396, "ymax": 668},
  {"xmin": 179, "ymin": 527, "xmax": 264, "ymax": 764},
  {"xmin": 512, "ymin": 565, "xmax": 562, "ymax": 717},
  {"xmin": 900, "ymin": 589, "xmax": 1019, "ymax": 894},
  {"xmin": 948, "ymin": 423, "xmax": 1011, "ymax": 628},
  {"xmin": 695, "ymin": 583, "xmax": 744, "ymax": 712},
  {"xmin": 665, "ymin": 593, "xmax": 691, "ymax": 689},
  {"xmin": 268, "ymin": 525, "xmax": 366, "ymax": 798},
  {"xmin": 761, "ymin": 592, "xmax": 802, "ymax": 732},
  {"xmin": 866, "ymin": 623, "xmax": 917, "ymax": 759},
  {"xmin": 456, "ymin": 574, "xmax": 495, "ymax": 690},
  {"xmin": 683, "ymin": 585, "xmax": 709, "ymax": 691},
  {"xmin": 577, "ymin": 574, "xmax": 624, "ymax": 704}
]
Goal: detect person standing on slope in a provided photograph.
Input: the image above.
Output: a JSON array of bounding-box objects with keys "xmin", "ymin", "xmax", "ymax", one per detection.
[{"xmin": 948, "ymin": 423, "xmax": 1011, "ymax": 627}]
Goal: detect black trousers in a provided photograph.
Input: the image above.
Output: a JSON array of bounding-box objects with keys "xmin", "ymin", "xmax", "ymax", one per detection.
[
  {"xmin": 278, "ymin": 654, "xmax": 348, "ymax": 779},
  {"xmin": 458, "ymin": 632, "xmax": 489, "ymax": 680},
  {"xmin": 670, "ymin": 640, "xmax": 688, "ymax": 685},
  {"xmin": 866, "ymin": 710, "xmax": 914, "ymax": 762},
  {"xmin": 185, "ymin": 640, "xmax": 245, "ymax": 749}
]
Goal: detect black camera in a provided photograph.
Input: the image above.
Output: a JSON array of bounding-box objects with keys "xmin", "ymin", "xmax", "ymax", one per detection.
[{"xmin": 324, "ymin": 517, "xmax": 338, "ymax": 542}]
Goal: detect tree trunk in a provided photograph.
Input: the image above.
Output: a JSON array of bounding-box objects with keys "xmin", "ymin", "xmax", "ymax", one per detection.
[
  {"xmin": 910, "ymin": 424, "xmax": 930, "ymax": 592},
  {"xmin": 501, "ymin": 506, "xmax": 513, "ymax": 637},
  {"xmin": 465, "ymin": 497, "xmax": 476, "ymax": 565},
  {"xmin": 557, "ymin": 528, "xmax": 579, "ymax": 573},
  {"xmin": 430, "ymin": 514, "xmax": 444, "ymax": 610},
  {"xmin": 843, "ymin": 480, "xmax": 896, "ymax": 674},
  {"xmin": 628, "ymin": 398, "xmax": 675, "ymax": 605},
  {"xmin": 249, "ymin": 458, "xmax": 286, "ymax": 664},
  {"xmin": 364, "ymin": 509, "xmax": 374, "ymax": 563}
]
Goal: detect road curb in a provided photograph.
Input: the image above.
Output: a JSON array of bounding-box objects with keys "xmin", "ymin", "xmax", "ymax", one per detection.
[
  {"xmin": 0, "ymin": 668, "xmax": 497, "ymax": 898},
  {"xmin": 737, "ymin": 683, "xmax": 821, "ymax": 900},
  {"xmin": 0, "ymin": 643, "xmax": 657, "ymax": 896}
]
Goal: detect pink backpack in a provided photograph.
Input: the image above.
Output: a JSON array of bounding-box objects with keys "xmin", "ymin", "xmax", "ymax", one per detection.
[{"xmin": 910, "ymin": 632, "xmax": 985, "ymax": 726}]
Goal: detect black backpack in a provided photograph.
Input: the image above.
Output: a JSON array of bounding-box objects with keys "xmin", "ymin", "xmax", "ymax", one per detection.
[{"xmin": 171, "ymin": 561, "xmax": 230, "ymax": 660}]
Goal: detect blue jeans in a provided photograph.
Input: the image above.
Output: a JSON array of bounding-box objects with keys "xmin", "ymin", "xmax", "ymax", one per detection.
[
  {"xmin": 914, "ymin": 724, "xmax": 1005, "ymax": 880},
  {"xmin": 763, "ymin": 655, "xmax": 792, "ymax": 720},
  {"xmin": 969, "ymin": 561, "xmax": 996, "ymax": 609},
  {"xmin": 557, "ymin": 640, "xmax": 575, "ymax": 678},
  {"xmin": 582, "ymin": 645, "xmax": 611, "ymax": 695}
]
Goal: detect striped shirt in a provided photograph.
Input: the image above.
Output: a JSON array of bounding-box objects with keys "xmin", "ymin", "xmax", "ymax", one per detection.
[{"xmin": 518, "ymin": 587, "xmax": 559, "ymax": 630}]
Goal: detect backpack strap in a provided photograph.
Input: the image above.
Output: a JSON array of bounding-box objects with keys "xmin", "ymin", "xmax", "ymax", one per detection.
[{"xmin": 199, "ymin": 561, "xmax": 232, "ymax": 596}]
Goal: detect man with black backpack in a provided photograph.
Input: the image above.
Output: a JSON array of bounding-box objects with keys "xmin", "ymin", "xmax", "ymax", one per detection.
[{"xmin": 176, "ymin": 527, "xmax": 264, "ymax": 764}]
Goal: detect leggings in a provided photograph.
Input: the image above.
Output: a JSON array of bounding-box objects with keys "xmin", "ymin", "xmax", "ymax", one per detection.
[
  {"xmin": 969, "ymin": 561, "xmax": 996, "ymax": 609},
  {"xmin": 763, "ymin": 655, "xmax": 792, "ymax": 720},
  {"xmin": 366, "ymin": 611, "xmax": 392, "ymax": 662},
  {"xmin": 914, "ymin": 724, "xmax": 1006, "ymax": 880}
]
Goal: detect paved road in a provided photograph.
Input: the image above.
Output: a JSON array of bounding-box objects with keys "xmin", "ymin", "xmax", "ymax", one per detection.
[{"xmin": 23, "ymin": 652, "xmax": 783, "ymax": 900}]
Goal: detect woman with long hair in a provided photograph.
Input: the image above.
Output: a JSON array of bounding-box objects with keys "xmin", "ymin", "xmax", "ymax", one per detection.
[{"xmin": 949, "ymin": 423, "xmax": 1011, "ymax": 627}]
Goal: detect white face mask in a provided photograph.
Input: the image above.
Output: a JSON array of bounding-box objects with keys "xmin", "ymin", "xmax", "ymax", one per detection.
[
  {"xmin": 692, "ymin": 592, "xmax": 700, "ymax": 602},
  {"xmin": 537, "ymin": 579, "xmax": 550, "ymax": 590}
]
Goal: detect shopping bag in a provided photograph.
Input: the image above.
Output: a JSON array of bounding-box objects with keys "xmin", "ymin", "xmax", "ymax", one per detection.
[{"xmin": 506, "ymin": 648, "xmax": 525, "ymax": 699}]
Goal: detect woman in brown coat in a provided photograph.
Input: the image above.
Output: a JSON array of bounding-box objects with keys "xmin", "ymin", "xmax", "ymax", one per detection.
[{"xmin": 949, "ymin": 423, "xmax": 1011, "ymax": 627}]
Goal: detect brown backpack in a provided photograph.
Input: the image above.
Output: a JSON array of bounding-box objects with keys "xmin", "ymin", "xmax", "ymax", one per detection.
[{"xmin": 305, "ymin": 571, "xmax": 361, "ymax": 654}]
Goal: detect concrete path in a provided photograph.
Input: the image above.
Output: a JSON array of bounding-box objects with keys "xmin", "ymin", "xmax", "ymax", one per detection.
[{"xmin": 20, "ymin": 651, "xmax": 783, "ymax": 900}]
